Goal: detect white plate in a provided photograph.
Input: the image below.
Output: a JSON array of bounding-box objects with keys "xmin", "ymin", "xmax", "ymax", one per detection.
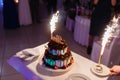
[
  {"xmin": 90, "ymin": 64, "xmax": 110, "ymax": 77},
  {"xmin": 66, "ymin": 73, "xmax": 91, "ymax": 80}
]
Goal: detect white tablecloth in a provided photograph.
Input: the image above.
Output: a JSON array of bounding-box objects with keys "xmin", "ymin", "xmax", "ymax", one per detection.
[
  {"xmin": 65, "ymin": 16, "xmax": 75, "ymax": 32},
  {"xmin": 7, "ymin": 43, "xmax": 109, "ymax": 80},
  {"xmin": 74, "ymin": 16, "xmax": 90, "ymax": 46}
]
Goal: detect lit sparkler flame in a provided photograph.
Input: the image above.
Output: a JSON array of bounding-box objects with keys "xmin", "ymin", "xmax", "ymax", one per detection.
[
  {"xmin": 50, "ymin": 11, "xmax": 59, "ymax": 38},
  {"xmin": 98, "ymin": 16, "xmax": 119, "ymax": 66}
]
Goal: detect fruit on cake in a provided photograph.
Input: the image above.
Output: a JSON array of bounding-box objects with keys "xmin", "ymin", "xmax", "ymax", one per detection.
[{"xmin": 42, "ymin": 35, "xmax": 74, "ymax": 70}]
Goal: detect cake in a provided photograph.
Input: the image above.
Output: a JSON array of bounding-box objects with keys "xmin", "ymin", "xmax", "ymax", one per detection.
[{"xmin": 42, "ymin": 35, "xmax": 74, "ymax": 70}]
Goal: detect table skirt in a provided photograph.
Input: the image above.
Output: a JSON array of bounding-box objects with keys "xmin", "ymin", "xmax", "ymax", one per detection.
[{"xmin": 74, "ymin": 16, "xmax": 90, "ymax": 46}]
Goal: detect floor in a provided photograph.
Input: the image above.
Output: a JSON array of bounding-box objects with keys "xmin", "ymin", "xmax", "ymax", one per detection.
[{"xmin": 0, "ymin": 6, "xmax": 91, "ymax": 80}]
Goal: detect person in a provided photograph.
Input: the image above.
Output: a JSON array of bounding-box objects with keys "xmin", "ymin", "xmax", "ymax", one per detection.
[
  {"xmin": 18, "ymin": 0, "xmax": 32, "ymax": 26},
  {"xmin": 110, "ymin": 65, "xmax": 120, "ymax": 76},
  {"xmin": 114, "ymin": 0, "xmax": 120, "ymax": 17},
  {"xmin": 45, "ymin": 0, "xmax": 57, "ymax": 16},
  {"xmin": 29, "ymin": 0, "xmax": 40, "ymax": 24},
  {"xmin": 63, "ymin": 0, "xmax": 80, "ymax": 20},
  {"xmin": 63, "ymin": 0, "xmax": 80, "ymax": 32},
  {"xmin": 57, "ymin": 0, "xmax": 64, "ymax": 10},
  {"xmin": 87, "ymin": 0, "xmax": 117, "ymax": 54},
  {"xmin": 3, "ymin": 0, "xmax": 20, "ymax": 29}
]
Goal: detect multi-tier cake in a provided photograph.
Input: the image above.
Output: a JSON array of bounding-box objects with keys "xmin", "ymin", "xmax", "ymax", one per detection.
[{"xmin": 42, "ymin": 35, "xmax": 74, "ymax": 70}]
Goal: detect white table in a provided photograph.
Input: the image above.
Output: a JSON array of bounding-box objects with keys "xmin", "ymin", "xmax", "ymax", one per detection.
[
  {"xmin": 74, "ymin": 16, "xmax": 90, "ymax": 46},
  {"xmin": 7, "ymin": 43, "xmax": 109, "ymax": 80}
]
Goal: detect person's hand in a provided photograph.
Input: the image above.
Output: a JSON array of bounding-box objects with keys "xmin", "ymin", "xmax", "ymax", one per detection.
[{"xmin": 110, "ymin": 65, "xmax": 120, "ymax": 76}]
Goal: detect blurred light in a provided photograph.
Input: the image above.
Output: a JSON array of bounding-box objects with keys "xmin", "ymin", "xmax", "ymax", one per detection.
[
  {"xmin": 0, "ymin": 0, "xmax": 3, "ymax": 6},
  {"xmin": 14, "ymin": 0, "xmax": 19, "ymax": 4}
]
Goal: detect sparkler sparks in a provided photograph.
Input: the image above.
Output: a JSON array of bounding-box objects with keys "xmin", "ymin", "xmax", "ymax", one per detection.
[
  {"xmin": 50, "ymin": 11, "xmax": 59, "ymax": 38},
  {"xmin": 98, "ymin": 16, "xmax": 120, "ymax": 66}
]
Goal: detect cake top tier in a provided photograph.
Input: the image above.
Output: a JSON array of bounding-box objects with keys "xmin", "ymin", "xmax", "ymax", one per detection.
[{"xmin": 48, "ymin": 35, "xmax": 67, "ymax": 50}]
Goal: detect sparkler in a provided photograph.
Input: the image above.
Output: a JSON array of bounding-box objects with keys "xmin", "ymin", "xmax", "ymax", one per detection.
[
  {"xmin": 97, "ymin": 16, "xmax": 119, "ymax": 67},
  {"xmin": 97, "ymin": 26, "xmax": 113, "ymax": 67},
  {"xmin": 91, "ymin": 16, "xmax": 120, "ymax": 76},
  {"xmin": 38, "ymin": 11, "xmax": 59, "ymax": 63},
  {"xmin": 50, "ymin": 11, "xmax": 59, "ymax": 39}
]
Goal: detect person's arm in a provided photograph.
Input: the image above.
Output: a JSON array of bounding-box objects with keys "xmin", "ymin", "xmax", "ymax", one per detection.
[
  {"xmin": 93, "ymin": 0, "xmax": 99, "ymax": 5},
  {"xmin": 111, "ymin": 0, "xmax": 117, "ymax": 6},
  {"xmin": 110, "ymin": 65, "xmax": 120, "ymax": 76}
]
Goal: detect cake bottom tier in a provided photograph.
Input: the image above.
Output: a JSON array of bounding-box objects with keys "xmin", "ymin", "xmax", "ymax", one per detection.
[
  {"xmin": 42, "ymin": 50, "xmax": 74, "ymax": 69},
  {"xmin": 43, "ymin": 57, "xmax": 74, "ymax": 69}
]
